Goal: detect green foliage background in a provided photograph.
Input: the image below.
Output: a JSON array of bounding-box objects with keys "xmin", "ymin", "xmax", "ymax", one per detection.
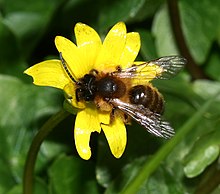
[{"xmin": 1, "ymin": 0, "xmax": 220, "ymax": 193}]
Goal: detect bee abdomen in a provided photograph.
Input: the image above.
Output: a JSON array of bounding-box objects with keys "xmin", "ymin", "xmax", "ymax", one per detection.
[{"xmin": 129, "ymin": 85, "xmax": 164, "ymax": 114}]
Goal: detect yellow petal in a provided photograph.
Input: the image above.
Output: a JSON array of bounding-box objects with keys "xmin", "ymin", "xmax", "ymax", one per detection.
[
  {"xmin": 63, "ymin": 83, "xmax": 85, "ymax": 109},
  {"xmin": 133, "ymin": 61, "xmax": 163, "ymax": 77},
  {"xmin": 101, "ymin": 117, "xmax": 127, "ymax": 158},
  {"xmin": 55, "ymin": 36, "xmax": 88, "ymax": 79},
  {"xmin": 94, "ymin": 22, "xmax": 127, "ymax": 71},
  {"xmin": 74, "ymin": 106, "xmax": 101, "ymax": 160},
  {"xmin": 98, "ymin": 110, "xmax": 111, "ymax": 125},
  {"xmin": 130, "ymin": 61, "xmax": 163, "ymax": 85},
  {"xmin": 119, "ymin": 32, "xmax": 141, "ymax": 69},
  {"xmin": 75, "ymin": 23, "xmax": 102, "ymax": 71},
  {"xmin": 24, "ymin": 59, "xmax": 70, "ymax": 89}
]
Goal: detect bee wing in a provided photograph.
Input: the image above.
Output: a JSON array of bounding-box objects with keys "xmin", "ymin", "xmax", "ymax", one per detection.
[
  {"xmin": 150, "ymin": 55, "xmax": 186, "ymax": 79},
  {"xmin": 112, "ymin": 55, "xmax": 186, "ymax": 80},
  {"xmin": 110, "ymin": 98, "xmax": 174, "ymax": 139}
]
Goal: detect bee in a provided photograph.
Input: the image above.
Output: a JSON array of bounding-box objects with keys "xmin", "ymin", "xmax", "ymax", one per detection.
[{"xmin": 60, "ymin": 53, "xmax": 186, "ymax": 139}]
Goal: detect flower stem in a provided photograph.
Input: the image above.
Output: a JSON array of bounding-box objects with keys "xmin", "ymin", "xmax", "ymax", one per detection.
[
  {"xmin": 167, "ymin": 0, "xmax": 209, "ymax": 80},
  {"xmin": 120, "ymin": 92, "xmax": 219, "ymax": 194},
  {"xmin": 23, "ymin": 109, "xmax": 70, "ymax": 194},
  {"xmin": 195, "ymin": 160, "xmax": 220, "ymax": 194}
]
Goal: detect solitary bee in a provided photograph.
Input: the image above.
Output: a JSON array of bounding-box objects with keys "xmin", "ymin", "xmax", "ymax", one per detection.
[{"xmin": 60, "ymin": 53, "xmax": 186, "ymax": 139}]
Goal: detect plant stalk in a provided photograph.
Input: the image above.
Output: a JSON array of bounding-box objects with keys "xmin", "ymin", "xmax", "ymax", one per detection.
[{"xmin": 23, "ymin": 109, "xmax": 70, "ymax": 194}]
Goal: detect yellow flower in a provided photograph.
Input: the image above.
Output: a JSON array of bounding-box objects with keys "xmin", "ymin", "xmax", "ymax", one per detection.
[{"xmin": 24, "ymin": 22, "xmax": 141, "ymax": 160}]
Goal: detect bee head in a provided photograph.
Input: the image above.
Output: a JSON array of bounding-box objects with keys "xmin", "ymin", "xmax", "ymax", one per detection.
[{"xmin": 76, "ymin": 74, "xmax": 96, "ymax": 102}]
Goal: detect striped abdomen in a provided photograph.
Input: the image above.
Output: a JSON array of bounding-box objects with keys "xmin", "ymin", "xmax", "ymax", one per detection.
[{"xmin": 128, "ymin": 84, "xmax": 164, "ymax": 114}]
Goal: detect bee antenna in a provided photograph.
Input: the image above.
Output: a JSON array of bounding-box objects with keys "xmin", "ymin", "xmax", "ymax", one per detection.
[{"xmin": 59, "ymin": 52, "xmax": 77, "ymax": 83}]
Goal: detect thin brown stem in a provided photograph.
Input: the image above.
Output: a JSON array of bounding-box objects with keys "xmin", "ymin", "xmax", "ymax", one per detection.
[
  {"xmin": 167, "ymin": 0, "xmax": 209, "ymax": 80},
  {"xmin": 195, "ymin": 160, "xmax": 220, "ymax": 194}
]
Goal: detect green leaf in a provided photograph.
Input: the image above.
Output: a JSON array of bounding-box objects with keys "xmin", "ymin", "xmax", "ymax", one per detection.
[
  {"xmin": 6, "ymin": 178, "xmax": 48, "ymax": 194},
  {"xmin": 192, "ymin": 80, "xmax": 220, "ymax": 118},
  {"xmin": 139, "ymin": 166, "xmax": 185, "ymax": 194},
  {"xmin": 184, "ymin": 130, "xmax": 220, "ymax": 178},
  {"xmin": 0, "ymin": 19, "xmax": 23, "ymax": 76},
  {"xmin": 2, "ymin": 0, "xmax": 63, "ymax": 58},
  {"xmin": 96, "ymin": 122, "xmax": 164, "ymax": 188},
  {"xmin": 48, "ymin": 155, "xmax": 100, "ymax": 194},
  {"xmin": 182, "ymin": 80, "xmax": 220, "ymax": 178},
  {"xmin": 152, "ymin": 4, "xmax": 179, "ymax": 56},
  {"xmin": 155, "ymin": 74, "xmax": 202, "ymax": 109},
  {"xmin": 104, "ymin": 158, "xmax": 185, "ymax": 194},
  {"xmin": 0, "ymin": 159, "xmax": 15, "ymax": 194},
  {"xmin": 103, "ymin": 157, "xmax": 145, "ymax": 194},
  {"xmin": 5, "ymin": 185, "xmax": 22, "ymax": 194},
  {"xmin": 98, "ymin": 0, "xmax": 145, "ymax": 31},
  {"xmin": 205, "ymin": 51, "xmax": 220, "ymax": 81},
  {"xmin": 98, "ymin": 0, "xmax": 164, "ymax": 32},
  {"xmin": 3, "ymin": 12, "xmax": 47, "ymax": 58},
  {"xmin": 0, "ymin": 75, "xmax": 62, "ymax": 193},
  {"xmin": 193, "ymin": 80, "xmax": 220, "ymax": 100},
  {"xmin": 138, "ymin": 29, "xmax": 158, "ymax": 60},
  {"xmin": 212, "ymin": 186, "xmax": 220, "ymax": 194},
  {"xmin": 179, "ymin": 0, "xmax": 220, "ymax": 64}
]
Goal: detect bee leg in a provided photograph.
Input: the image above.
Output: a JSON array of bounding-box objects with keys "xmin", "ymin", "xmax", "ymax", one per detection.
[
  {"xmin": 123, "ymin": 113, "xmax": 131, "ymax": 124},
  {"xmin": 111, "ymin": 108, "xmax": 130, "ymax": 125},
  {"xmin": 109, "ymin": 107, "xmax": 116, "ymax": 123}
]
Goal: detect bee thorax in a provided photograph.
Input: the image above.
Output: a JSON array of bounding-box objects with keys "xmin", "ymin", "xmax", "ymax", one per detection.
[{"xmin": 96, "ymin": 76, "xmax": 126, "ymax": 98}]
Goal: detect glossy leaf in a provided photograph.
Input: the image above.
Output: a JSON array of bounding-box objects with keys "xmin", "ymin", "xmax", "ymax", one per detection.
[
  {"xmin": 48, "ymin": 155, "xmax": 100, "ymax": 194},
  {"xmin": 98, "ymin": 0, "xmax": 163, "ymax": 32},
  {"xmin": 205, "ymin": 51, "xmax": 220, "ymax": 81},
  {"xmin": 0, "ymin": 75, "xmax": 62, "ymax": 193},
  {"xmin": 2, "ymin": 0, "xmax": 62, "ymax": 58},
  {"xmin": 152, "ymin": 5, "xmax": 179, "ymax": 56},
  {"xmin": 104, "ymin": 157, "xmax": 185, "ymax": 194},
  {"xmin": 138, "ymin": 29, "xmax": 158, "ymax": 60},
  {"xmin": 96, "ymin": 121, "xmax": 163, "ymax": 188},
  {"xmin": 184, "ymin": 131, "xmax": 220, "ymax": 178},
  {"xmin": 0, "ymin": 19, "xmax": 23, "ymax": 76},
  {"xmin": 180, "ymin": 0, "xmax": 220, "ymax": 64},
  {"xmin": 183, "ymin": 80, "xmax": 220, "ymax": 178},
  {"xmin": 6, "ymin": 178, "xmax": 48, "ymax": 194}
]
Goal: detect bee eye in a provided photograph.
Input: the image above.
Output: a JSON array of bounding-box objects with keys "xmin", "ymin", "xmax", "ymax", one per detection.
[
  {"xmin": 84, "ymin": 92, "xmax": 94, "ymax": 101},
  {"xmin": 85, "ymin": 96, "xmax": 91, "ymax": 101}
]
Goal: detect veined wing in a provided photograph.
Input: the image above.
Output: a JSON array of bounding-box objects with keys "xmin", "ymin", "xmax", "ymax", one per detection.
[
  {"xmin": 112, "ymin": 55, "xmax": 186, "ymax": 80},
  {"xmin": 110, "ymin": 98, "xmax": 175, "ymax": 139}
]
